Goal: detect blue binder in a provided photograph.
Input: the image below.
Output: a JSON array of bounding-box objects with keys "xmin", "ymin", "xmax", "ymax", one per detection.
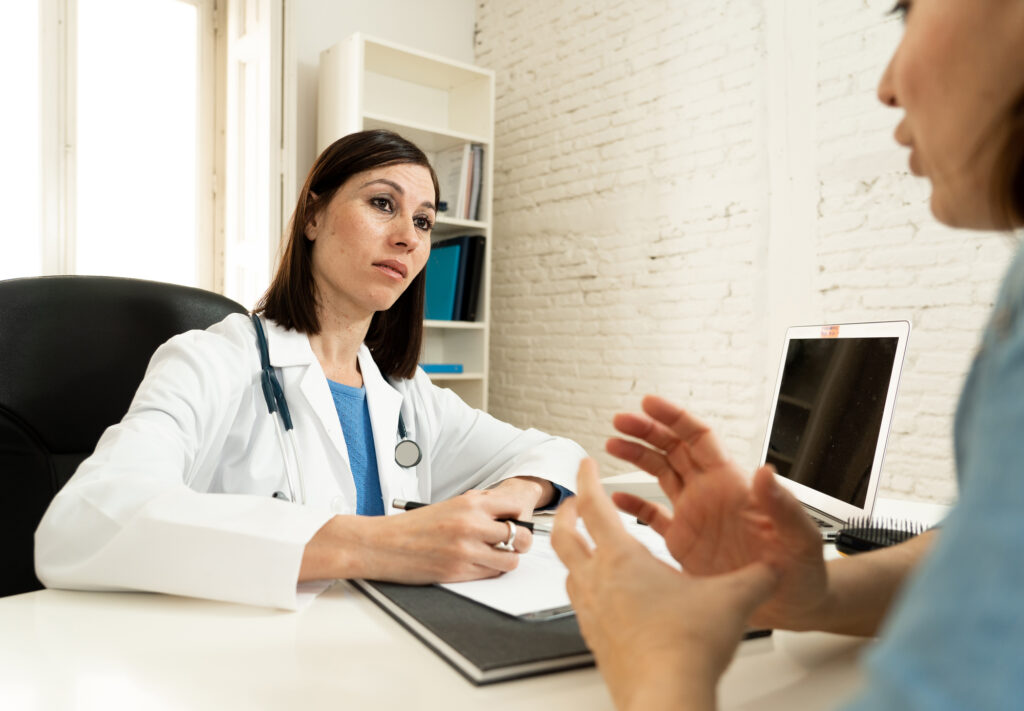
[
  {"xmin": 424, "ymin": 241, "xmax": 462, "ymax": 320},
  {"xmin": 428, "ymin": 235, "xmax": 485, "ymax": 322}
]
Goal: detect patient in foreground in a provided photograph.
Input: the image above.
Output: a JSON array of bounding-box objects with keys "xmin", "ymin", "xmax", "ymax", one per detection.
[{"xmin": 553, "ymin": 1, "xmax": 1024, "ymax": 709}]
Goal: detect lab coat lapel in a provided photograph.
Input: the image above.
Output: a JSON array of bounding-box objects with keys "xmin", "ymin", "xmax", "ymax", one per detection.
[
  {"xmin": 358, "ymin": 347, "xmax": 405, "ymax": 511},
  {"xmin": 263, "ymin": 320, "xmax": 351, "ymax": 473}
]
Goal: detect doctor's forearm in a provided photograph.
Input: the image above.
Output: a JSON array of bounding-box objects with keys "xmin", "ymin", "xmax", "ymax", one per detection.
[{"xmin": 299, "ymin": 515, "xmax": 374, "ymax": 582}]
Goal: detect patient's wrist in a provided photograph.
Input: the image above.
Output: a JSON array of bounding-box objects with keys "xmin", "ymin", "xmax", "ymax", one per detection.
[{"xmin": 620, "ymin": 653, "xmax": 717, "ymax": 711}]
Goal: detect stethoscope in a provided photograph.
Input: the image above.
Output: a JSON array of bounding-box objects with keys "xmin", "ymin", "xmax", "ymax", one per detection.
[{"xmin": 250, "ymin": 313, "xmax": 423, "ymax": 505}]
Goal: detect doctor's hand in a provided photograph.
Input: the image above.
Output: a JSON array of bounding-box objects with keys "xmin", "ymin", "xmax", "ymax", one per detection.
[
  {"xmin": 552, "ymin": 459, "xmax": 778, "ymax": 711},
  {"xmin": 606, "ymin": 395, "xmax": 827, "ymax": 631},
  {"xmin": 489, "ymin": 474, "xmax": 555, "ymax": 520},
  {"xmin": 300, "ymin": 490, "xmax": 533, "ymax": 585}
]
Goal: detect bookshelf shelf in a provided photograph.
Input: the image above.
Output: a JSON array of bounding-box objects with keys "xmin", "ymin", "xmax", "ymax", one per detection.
[
  {"xmin": 423, "ymin": 320, "xmax": 486, "ymax": 331},
  {"xmin": 434, "ymin": 216, "xmax": 487, "ymax": 234},
  {"xmin": 319, "ymin": 33, "xmax": 494, "ymax": 410},
  {"xmin": 362, "ymin": 113, "xmax": 489, "ymax": 153},
  {"xmin": 425, "ymin": 373, "xmax": 484, "ymax": 382}
]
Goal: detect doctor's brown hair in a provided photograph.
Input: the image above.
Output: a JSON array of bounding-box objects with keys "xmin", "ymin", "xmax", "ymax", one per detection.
[{"xmin": 256, "ymin": 130, "xmax": 440, "ymax": 379}]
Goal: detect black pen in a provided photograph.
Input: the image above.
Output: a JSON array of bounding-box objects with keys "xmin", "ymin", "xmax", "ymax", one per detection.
[{"xmin": 392, "ymin": 498, "xmax": 535, "ymax": 533}]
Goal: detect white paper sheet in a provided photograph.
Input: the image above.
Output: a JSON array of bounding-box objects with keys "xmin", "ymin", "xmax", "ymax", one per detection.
[{"xmin": 439, "ymin": 514, "xmax": 677, "ymax": 618}]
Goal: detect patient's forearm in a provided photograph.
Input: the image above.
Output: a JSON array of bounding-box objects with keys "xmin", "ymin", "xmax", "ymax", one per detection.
[{"xmin": 804, "ymin": 529, "xmax": 936, "ymax": 636}]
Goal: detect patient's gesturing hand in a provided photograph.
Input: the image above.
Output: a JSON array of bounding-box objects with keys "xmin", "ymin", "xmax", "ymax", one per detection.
[
  {"xmin": 552, "ymin": 459, "xmax": 778, "ymax": 711},
  {"xmin": 606, "ymin": 394, "xmax": 827, "ymax": 630}
]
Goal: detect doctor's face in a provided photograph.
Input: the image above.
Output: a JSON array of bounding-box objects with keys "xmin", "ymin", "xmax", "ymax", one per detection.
[
  {"xmin": 877, "ymin": 0, "xmax": 1024, "ymax": 229},
  {"xmin": 305, "ymin": 163, "xmax": 435, "ymax": 320}
]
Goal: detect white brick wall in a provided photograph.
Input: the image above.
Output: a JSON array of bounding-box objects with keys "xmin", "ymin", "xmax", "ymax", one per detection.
[{"xmin": 474, "ymin": 0, "xmax": 1016, "ymax": 503}]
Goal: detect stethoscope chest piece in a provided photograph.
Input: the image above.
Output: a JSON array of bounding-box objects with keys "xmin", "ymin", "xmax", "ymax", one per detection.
[
  {"xmin": 395, "ymin": 438, "xmax": 422, "ymax": 468},
  {"xmin": 252, "ymin": 312, "xmax": 423, "ymax": 490}
]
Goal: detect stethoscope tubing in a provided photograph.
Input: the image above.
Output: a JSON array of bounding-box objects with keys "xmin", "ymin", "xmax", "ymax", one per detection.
[{"xmin": 250, "ymin": 313, "xmax": 421, "ymax": 505}]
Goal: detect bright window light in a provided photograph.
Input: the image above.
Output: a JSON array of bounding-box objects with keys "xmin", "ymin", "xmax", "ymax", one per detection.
[
  {"xmin": 75, "ymin": 0, "xmax": 199, "ymax": 286},
  {"xmin": 0, "ymin": 1, "xmax": 42, "ymax": 281}
]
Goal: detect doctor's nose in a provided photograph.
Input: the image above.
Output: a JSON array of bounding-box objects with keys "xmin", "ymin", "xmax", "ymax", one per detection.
[{"xmin": 391, "ymin": 220, "xmax": 424, "ymax": 252}]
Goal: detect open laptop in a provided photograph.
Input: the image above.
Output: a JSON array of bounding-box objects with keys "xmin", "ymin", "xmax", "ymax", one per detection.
[{"xmin": 759, "ymin": 321, "xmax": 910, "ymax": 540}]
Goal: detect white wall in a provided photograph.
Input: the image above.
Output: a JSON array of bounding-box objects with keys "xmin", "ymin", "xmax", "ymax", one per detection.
[
  {"xmin": 475, "ymin": 0, "xmax": 1016, "ymax": 503},
  {"xmin": 285, "ymin": 0, "xmax": 477, "ymax": 206}
]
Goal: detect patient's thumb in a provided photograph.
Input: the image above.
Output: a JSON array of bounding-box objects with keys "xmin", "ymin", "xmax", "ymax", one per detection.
[
  {"xmin": 753, "ymin": 465, "xmax": 814, "ymax": 534},
  {"xmin": 727, "ymin": 562, "xmax": 778, "ymax": 614}
]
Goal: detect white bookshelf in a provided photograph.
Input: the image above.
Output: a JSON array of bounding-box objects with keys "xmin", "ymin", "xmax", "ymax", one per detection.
[{"xmin": 318, "ymin": 33, "xmax": 494, "ymax": 411}]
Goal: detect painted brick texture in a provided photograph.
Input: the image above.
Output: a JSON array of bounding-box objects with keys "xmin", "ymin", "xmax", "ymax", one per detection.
[{"xmin": 474, "ymin": 0, "xmax": 1015, "ymax": 503}]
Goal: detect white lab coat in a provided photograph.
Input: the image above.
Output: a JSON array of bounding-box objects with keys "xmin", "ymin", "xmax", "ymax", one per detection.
[{"xmin": 34, "ymin": 314, "xmax": 584, "ymax": 609}]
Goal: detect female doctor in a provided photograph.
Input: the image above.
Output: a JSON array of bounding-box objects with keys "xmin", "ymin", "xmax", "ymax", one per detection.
[{"xmin": 34, "ymin": 129, "xmax": 585, "ymax": 610}]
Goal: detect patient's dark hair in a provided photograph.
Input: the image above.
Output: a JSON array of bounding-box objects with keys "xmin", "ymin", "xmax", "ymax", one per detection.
[
  {"xmin": 996, "ymin": 93, "xmax": 1024, "ymax": 227},
  {"xmin": 255, "ymin": 129, "xmax": 440, "ymax": 379}
]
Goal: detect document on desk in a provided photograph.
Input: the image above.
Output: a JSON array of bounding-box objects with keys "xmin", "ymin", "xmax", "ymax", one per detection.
[{"xmin": 439, "ymin": 514, "xmax": 677, "ymax": 619}]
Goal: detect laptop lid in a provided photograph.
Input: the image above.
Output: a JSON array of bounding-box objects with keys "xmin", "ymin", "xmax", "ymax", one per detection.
[{"xmin": 758, "ymin": 321, "xmax": 910, "ymax": 525}]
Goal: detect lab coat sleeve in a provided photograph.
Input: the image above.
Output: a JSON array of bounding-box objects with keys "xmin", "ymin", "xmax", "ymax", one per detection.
[
  {"xmin": 34, "ymin": 319, "xmax": 332, "ymax": 610},
  {"xmin": 411, "ymin": 370, "xmax": 586, "ymax": 502}
]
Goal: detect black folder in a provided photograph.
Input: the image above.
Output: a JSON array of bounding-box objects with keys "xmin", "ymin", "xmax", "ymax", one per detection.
[
  {"xmin": 352, "ymin": 579, "xmax": 594, "ymax": 685},
  {"xmin": 458, "ymin": 235, "xmax": 486, "ymax": 321}
]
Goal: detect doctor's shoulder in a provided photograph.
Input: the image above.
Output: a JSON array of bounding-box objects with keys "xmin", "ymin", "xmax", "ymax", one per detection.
[{"xmin": 137, "ymin": 313, "xmax": 259, "ymax": 406}]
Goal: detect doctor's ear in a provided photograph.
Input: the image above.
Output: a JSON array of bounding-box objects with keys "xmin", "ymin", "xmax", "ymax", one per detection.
[
  {"xmin": 304, "ymin": 191, "xmax": 321, "ymax": 241},
  {"xmin": 304, "ymin": 216, "xmax": 319, "ymax": 242}
]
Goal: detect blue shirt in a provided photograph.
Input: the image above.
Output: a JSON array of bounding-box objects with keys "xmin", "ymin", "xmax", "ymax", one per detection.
[
  {"xmin": 326, "ymin": 380, "xmax": 572, "ymax": 515},
  {"xmin": 843, "ymin": 243, "xmax": 1024, "ymax": 710},
  {"xmin": 327, "ymin": 380, "xmax": 384, "ymax": 516},
  {"xmin": 543, "ymin": 483, "xmax": 574, "ymax": 510}
]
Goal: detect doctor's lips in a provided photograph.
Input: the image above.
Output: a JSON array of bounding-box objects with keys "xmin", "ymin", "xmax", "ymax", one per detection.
[{"xmin": 373, "ymin": 260, "xmax": 408, "ymax": 280}]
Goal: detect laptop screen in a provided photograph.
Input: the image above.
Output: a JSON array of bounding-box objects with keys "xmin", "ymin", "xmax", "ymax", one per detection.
[{"xmin": 765, "ymin": 335, "xmax": 900, "ymax": 508}]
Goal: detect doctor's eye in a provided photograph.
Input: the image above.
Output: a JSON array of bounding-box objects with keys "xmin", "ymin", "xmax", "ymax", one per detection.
[
  {"xmin": 413, "ymin": 214, "xmax": 434, "ymax": 232},
  {"xmin": 370, "ymin": 196, "xmax": 395, "ymax": 213}
]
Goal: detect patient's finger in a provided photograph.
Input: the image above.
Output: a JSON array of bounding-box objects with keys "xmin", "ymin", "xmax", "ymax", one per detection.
[
  {"xmin": 611, "ymin": 411, "xmax": 680, "ymax": 453},
  {"xmin": 602, "ymin": 436, "xmax": 692, "ymax": 497},
  {"xmin": 574, "ymin": 459, "xmax": 632, "ymax": 549},
  {"xmin": 605, "ymin": 438, "xmax": 687, "ymax": 498},
  {"xmin": 551, "ymin": 496, "xmax": 591, "ymax": 569},
  {"xmin": 751, "ymin": 465, "xmax": 819, "ymax": 546},
  {"xmin": 611, "ymin": 492, "xmax": 673, "ymax": 537},
  {"xmin": 642, "ymin": 395, "xmax": 729, "ymax": 470}
]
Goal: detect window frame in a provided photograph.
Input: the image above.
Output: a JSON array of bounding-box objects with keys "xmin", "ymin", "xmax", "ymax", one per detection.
[{"xmin": 35, "ymin": 0, "xmax": 218, "ymax": 290}]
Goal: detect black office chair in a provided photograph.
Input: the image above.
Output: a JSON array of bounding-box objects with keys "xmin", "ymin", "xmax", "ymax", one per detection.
[{"xmin": 0, "ymin": 275, "xmax": 247, "ymax": 597}]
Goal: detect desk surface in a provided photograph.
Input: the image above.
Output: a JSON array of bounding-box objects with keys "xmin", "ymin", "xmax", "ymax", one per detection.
[
  {"xmin": 0, "ymin": 583, "xmax": 868, "ymax": 711},
  {"xmin": 7, "ymin": 471, "xmax": 945, "ymax": 710}
]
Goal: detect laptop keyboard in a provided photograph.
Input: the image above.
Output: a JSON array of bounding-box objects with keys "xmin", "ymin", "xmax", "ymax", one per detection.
[{"xmin": 810, "ymin": 515, "xmax": 839, "ymax": 542}]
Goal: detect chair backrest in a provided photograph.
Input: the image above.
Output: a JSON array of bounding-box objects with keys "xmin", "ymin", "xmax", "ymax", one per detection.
[{"xmin": 0, "ymin": 275, "xmax": 247, "ymax": 597}]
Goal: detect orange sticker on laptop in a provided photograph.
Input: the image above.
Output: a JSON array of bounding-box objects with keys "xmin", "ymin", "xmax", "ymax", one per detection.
[{"xmin": 821, "ymin": 325, "xmax": 840, "ymax": 338}]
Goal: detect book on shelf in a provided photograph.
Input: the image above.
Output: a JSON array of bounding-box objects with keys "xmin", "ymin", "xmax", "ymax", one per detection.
[
  {"xmin": 420, "ymin": 363, "xmax": 464, "ymax": 374},
  {"xmin": 424, "ymin": 240, "xmax": 462, "ymax": 320},
  {"xmin": 424, "ymin": 235, "xmax": 486, "ymax": 322},
  {"xmin": 433, "ymin": 143, "xmax": 484, "ymax": 221},
  {"xmin": 468, "ymin": 144, "xmax": 483, "ymax": 221}
]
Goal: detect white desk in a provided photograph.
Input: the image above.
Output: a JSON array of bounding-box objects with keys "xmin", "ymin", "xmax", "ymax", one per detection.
[
  {"xmin": 0, "ymin": 584, "xmax": 868, "ymax": 711},
  {"xmin": 4, "ymin": 473, "xmax": 948, "ymax": 710}
]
